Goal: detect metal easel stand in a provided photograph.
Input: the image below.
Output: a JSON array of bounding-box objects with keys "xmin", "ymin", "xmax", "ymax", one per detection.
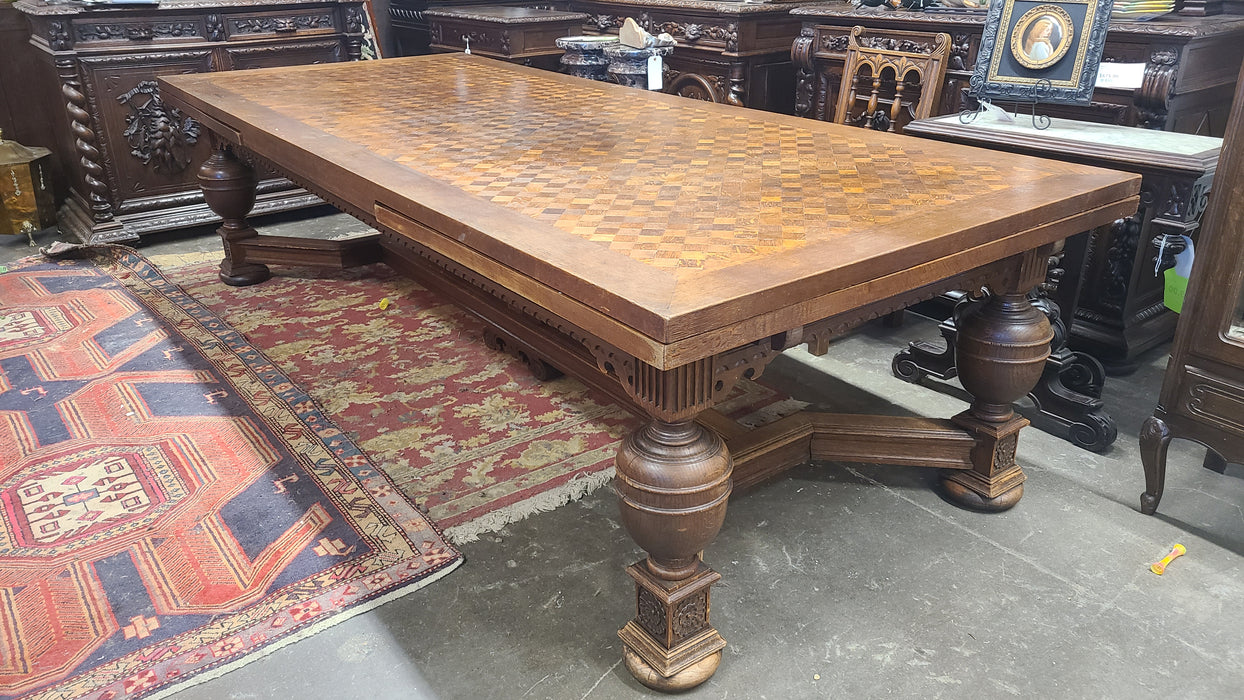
[{"xmin": 958, "ymin": 79, "xmax": 1054, "ymax": 130}]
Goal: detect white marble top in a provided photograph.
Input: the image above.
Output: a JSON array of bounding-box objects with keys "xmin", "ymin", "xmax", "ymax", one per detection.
[{"xmin": 924, "ymin": 113, "xmax": 1221, "ymax": 157}]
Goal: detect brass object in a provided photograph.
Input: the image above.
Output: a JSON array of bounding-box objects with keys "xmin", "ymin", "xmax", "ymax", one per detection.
[{"xmin": 0, "ymin": 128, "xmax": 57, "ymax": 236}]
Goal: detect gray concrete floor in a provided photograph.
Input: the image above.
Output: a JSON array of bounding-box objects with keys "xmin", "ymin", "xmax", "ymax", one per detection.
[{"xmin": 4, "ymin": 211, "xmax": 1242, "ymax": 699}]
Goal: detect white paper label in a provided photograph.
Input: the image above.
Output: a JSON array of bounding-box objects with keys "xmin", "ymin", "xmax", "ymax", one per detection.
[
  {"xmin": 1095, "ymin": 62, "xmax": 1146, "ymax": 90},
  {"xmin": 979, "ymin": 101, "xmax": 1015, "ymax": 124},
  {"xmin": 647, "ymin": 55, "xmax": 662, "ymax": 91}
]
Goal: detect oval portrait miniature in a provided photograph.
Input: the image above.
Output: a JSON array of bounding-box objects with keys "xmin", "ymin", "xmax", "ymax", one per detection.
[{"xmin": 1010, "ymin": 5, "xmax": 1074, "ymax": 70}]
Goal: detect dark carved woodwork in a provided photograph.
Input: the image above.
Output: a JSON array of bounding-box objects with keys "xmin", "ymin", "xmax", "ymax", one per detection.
[
  {"xmin": 1141, "ymin": 62, "xmax": 1244, "ymax": 516},
  {"xmin": 570, "ymin": 1, "xmax": 803, "ymax": 113},
  {"xmin": 790, "ymin": 8, "xmax": 1244, "ymax": 137},
  {"xmin": 15, "ymin": 0, "xmax": 365, "ymax": 244},
  {"xmin": 834, "ymin": 25, "xmax": 949, "ymax": 134},
  {"xmin": 117, "ymin": 80, "xmax": 200, "ymax": 173},
  {"xmin": 390, "ymin": 0, "xmax": 807, "ymax": 113},
  {"xmin": 901, "ymin": 115, "xmax": 1219, "ymax": 373},
  {"xmin": 425, "ymin": 6, "xmax": 588, "ymax": 69}
]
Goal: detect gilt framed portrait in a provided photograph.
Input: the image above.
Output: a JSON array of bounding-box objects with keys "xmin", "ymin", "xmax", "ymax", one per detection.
[{"xmin": 970, "ymin": 0, "xmax": 1113, "ymax": 105}]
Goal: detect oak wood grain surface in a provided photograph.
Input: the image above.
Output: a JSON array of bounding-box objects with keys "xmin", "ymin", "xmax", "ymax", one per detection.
[{"xmin": 159, "ymin": 54, "xmax": 1138, "ymax": 366}]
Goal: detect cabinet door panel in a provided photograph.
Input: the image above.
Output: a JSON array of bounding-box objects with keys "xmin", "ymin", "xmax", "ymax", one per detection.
[
  {"xmin": 80, "ymin": 50, "xmax": 216, "ymax": 210},
  {"xmin": 223, "ymin": 39, "xmax": 345, "ymax": 70}
]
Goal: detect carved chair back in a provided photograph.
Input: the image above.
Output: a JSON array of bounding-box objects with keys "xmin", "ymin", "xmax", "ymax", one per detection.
[{"xmin": 834, "ymin": 26, "xmax": 951, "ymax": 133}]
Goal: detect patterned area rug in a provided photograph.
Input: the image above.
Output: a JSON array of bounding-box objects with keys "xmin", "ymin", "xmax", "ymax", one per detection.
[
  {"xmin": 0, "ymin": 250, "xmax": 460, "ymax": 700},
  {"xmin": 170, "ymin": 260, "xmax": 805, "ymax": 543}
]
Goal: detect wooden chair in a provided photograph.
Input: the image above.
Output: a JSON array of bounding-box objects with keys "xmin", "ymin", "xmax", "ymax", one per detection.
[{"xmin": 833, "ymin": 25, "xmax": 951, "ymax": 133}]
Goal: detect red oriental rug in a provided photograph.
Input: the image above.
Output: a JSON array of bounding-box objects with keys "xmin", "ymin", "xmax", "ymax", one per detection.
[
  {"xmin": 0, "ymin": 249, "xmax": 460, "ymax": 700},
  {"xmin": 170, "ymin": 260, "xmax": 805, "ymax": 543}
]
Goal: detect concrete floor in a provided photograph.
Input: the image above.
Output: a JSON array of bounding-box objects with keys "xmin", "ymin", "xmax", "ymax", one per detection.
[{"xmin": 4, "ymin": 211, "xmax": 1243, "ymax": 699}]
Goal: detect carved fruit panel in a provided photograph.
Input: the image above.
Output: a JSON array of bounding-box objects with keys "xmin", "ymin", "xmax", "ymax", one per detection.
[{"xmin": 81, "ymin": 51, "xmax": 217, "ymax": 205}]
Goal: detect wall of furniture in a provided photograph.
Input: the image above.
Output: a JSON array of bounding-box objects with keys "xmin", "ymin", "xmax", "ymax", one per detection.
[
  {"xmin": 572, "ymin": 0, "xmax": 808, "ymax": 111},
  {"xmin": 393, "ymin": 0, "xmax": 816, "ymax": 112},
  {"xmin": 1140, "ymin": 60, "xmax": 1244, "ymax": 515},
  {"xmin": 791, "ymin": 7, "xmax": 1244, "ymax": 137},
  {"xmin": 15, "ymin": 0, "xmax": 368, "ymax": 244}
]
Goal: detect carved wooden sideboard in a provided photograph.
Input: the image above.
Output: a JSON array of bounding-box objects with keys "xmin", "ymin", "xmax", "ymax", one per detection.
[
  {"xmin": 791, "ymin": 7, "xmax": 1244, "ymax": 137},
  {"xmin": 391, "ymin": 0, "xmax": 815, "ymax": 112},
  {"xmin": 426, "ymin": 6, "xmax": 589, "ymax": 70},
  {"xmin": 572, "ymin": 0, "xmax": 813, "ymax": 111},
  {"xmin": 15, "ymin": 0, "xmax": 368, "ymax": 244},
  {"xmin": 390, "ymin": 0, "xmax": 542, "ymax": 56}
]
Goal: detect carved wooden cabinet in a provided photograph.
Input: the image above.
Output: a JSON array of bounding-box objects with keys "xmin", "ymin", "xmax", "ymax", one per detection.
[
  {"xmin": 391, "ymin": 0, "xmax": 814, "ymax": 112},
  {"xmin": 425, "ymin": 6, "xmax": 589, "ymax": 70},
  {"xmin": 15, "ymin": 0, "xmax": 367, "ymax": 244},
  {"xmin": 573, "ymin": 0, "xmax": 812, "ymax": 111},
  {"xmin": 390, "ymin": 0, "xmax": 551, "ymax": 56},
  {"xmin": 1140, "ymin": 61, "xmax": 1244, "ymax": 515},
  {"xmin": 790, "ymin": 7, "xmax": 1244, "ymax": 137},
  {"xmin": 904, "ymin": 116, "xmax": 1220, "ymax": 368}
]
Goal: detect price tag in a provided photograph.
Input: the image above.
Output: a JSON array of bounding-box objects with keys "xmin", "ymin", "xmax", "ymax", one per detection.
[
  {"xmin": 1095, "ymin": 63, "xmax": 1145, "ymax": 90},
  {"xmin": 647, "ymin": 55, "xmax": 662, "ymax": 91}
]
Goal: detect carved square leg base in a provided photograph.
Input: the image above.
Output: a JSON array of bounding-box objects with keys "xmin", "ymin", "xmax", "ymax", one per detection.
[
  {"xmin": 943, "ymin": 412, "xmax": 1029, "ymax": 511},
  {"xmin": 618, "ymin": 561, "xmax": 725, "ymax": 691}
]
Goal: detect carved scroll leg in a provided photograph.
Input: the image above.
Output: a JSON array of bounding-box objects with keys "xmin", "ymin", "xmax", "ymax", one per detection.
[
  {"xmin": 197, "ymin": 142, "xmax": 270, "ymax": 287},
  {"xmin": 942, "ymin": 291, "xmax": 1053, "ymax": 511},
  {"xmin": 616, "ymin": 419, "xmax": 731, "ymax": 692},
  {"xmin": 1140, "ymin": 416, "xmax": 1172, "ymax": 515}
]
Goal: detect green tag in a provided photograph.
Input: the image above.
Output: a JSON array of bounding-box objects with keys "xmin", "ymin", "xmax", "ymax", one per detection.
[{"xmin": 1164, "ymin": 267, "xmax": 1188, "ymax": 313}]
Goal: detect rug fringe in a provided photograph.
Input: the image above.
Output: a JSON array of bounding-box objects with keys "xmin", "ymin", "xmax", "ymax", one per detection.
[
  {"xmin": 142, "ymin": 557, "xmax": 463, "ymax": 700},
  {"xmin": 444, "ymin": 468, "xmax": 616, "ymax": 544}
]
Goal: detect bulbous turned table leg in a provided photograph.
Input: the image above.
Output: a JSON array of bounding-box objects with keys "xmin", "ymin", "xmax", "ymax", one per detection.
[
  {"xmin": 943, "ymin": 291, "xmax": 1053, "ymax": 511},
  {"xmin": 615, "ymin": 419, "xmax": 732, "ymax": 692},
  {"xmin": 198, "ymin": 144, "xmax": 270, "ymax": 287}
]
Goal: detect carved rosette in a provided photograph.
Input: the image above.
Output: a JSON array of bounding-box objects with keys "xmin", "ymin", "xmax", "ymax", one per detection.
[
  {"xmin": 637, "ymin": 588, "xmax": 667, "ymax": 639},
  {"xmin": 671, "ymin": 592, "xmax": 709, "ymax": 642},
  {"xmin": 48, "ymin": 20, "xmax": 72, "ymax": 51},
  {"xmin": 117, "ymin": 81, "xmax": 201, "ymax": 173},
  {"xmin": 993, "ymin": 433, "xmax": 1019, "ymax": 470}
]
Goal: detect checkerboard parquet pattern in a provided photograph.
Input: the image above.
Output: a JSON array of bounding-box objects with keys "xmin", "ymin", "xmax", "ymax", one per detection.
[{"xmin": 226, "ymin": 58, "xmax": 1036, "ymax": 271}]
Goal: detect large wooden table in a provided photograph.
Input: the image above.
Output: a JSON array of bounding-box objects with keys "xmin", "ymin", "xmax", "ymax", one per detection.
[{"xmin": 159, "ymin": 54, "xmax": 1138, "ymax": 692}]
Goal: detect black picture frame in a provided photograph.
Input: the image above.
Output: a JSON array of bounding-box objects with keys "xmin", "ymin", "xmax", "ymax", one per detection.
[{"xmin": 969, "ymin": 0, "xmax": 1114, "ymax": 106}]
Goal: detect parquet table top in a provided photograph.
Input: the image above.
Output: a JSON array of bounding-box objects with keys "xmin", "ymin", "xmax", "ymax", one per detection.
[{"xmin": 161, "ymin": 55, "xmax": 1138, "ymax": 351}]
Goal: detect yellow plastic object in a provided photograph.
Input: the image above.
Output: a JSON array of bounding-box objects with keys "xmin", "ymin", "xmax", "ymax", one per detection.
[{"xmin": 1149, "ymin": 543, "xmax": 1186, "ymax": 575}]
